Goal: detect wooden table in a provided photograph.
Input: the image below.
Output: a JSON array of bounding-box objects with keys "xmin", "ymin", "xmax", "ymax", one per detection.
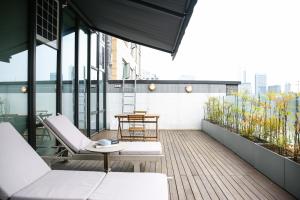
[
  {"xmin": 85, "ymin": 142, "xmax": 127, "ymax": 172},
  {"xmin": 114, "ymin": 114, "xmax": 160, "ymax": 141}
]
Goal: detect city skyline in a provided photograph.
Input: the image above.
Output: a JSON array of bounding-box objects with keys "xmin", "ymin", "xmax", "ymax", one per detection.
[
  {"xmin": 141, "ymin": 0, "xmax": 300, "ymax": 92},
  {"xmin": 240, "ymin": 72, "xmax": 299, "ymax": 95}
]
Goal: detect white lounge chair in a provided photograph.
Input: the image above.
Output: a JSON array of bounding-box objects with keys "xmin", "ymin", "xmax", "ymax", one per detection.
[
  {"xmin": 0, "ymin": 122, "xmax": 168, "ymax": 200},
  {"xmin": 39, "ymin": 114, "xmax": 163, "ymax": 172}
]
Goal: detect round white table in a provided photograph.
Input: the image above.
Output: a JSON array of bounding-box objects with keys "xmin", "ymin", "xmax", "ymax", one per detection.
[{"xmin": 85, "ymin": 142, "xmax": 127, "ymax": 172}]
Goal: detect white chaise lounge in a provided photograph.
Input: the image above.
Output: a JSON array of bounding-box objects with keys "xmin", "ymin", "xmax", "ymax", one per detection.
[
  {"xmin": 0, "ymin": 122, "xmax": 168, "ymax": 200},
  {"xmin": 39, "ymin": 114, "xmax": 163, "ymax": 172}
]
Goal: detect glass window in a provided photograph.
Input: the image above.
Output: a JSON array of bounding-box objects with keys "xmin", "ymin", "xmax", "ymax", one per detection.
[
  {"xmin": 62, "ymin": 8, "xmax": 75, "ymax": 123},
  {"xmin": 0, "ymin": 51, "xmax": 28, "ymax": 138},
  {"xmin": 91, "ymin": 69, "xmax": 97, "ymax": 113},
  {"xmin": 90, "ymin": 32, "xmax": 98, "ymax": 134},
  {"xmin": 99, "ymin": 72, "xmax": 104, "ymax": 131},
  {"xmin": 91, "ymin": 112, "xmax": 97, "ymax": 133},
  {"xmin": 123, "ymin": 60, "xmax": 130, "ymax": 79},
  {"xmin": 99, "ymin": 112, "xmax": 104, "ymax": 130},
  {"xmin": 91, "ymin": 33, "xmax": 97, "ymax": 68},
  {"xmin": 0, "ymin": 0, "xmax": 28, "ymax": 139},
  {"xmin": 99, "ymin": 34, "xmax": 105, "ymax": 69},
  {"xmin": 100, "ymin": 33, "xmax": 105, "ymax": 43},
  {"xmin": 78, "ymin": 27, "xmax": 88, "ymax": 135},
  {"xmin": 99, "ymin": 72, "xmax": 104, "ymax": 111},
  {"xmin": 99, "ymin": 46, "xmax": 105, "ymax": 69},
  {"xmin": 36, "ymin": 43, "xmax": 57, "ymax": 155}
]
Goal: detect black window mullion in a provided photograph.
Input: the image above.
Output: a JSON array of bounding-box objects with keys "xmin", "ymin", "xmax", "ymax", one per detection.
[
  {"xmin": 96, "ymin": 33, "xmax": 100, "ymax": 132},
  {"xmin": 56, "ymin": 1, "xmax": 62, "ymax": 115},
  {"xmin": 103, "ymin": 35, "xmax": 108, "ymax": 130},
  {"xmin": 86, "ymin": 30, "xmax": 91, "ymax": 137},
  {"xmin": 28, "ymin": 0, "xmax": 37, "ymax": 149},
  {"xmin": 74, "ymin": 18, "xmax": 79, "ymax": 127}
]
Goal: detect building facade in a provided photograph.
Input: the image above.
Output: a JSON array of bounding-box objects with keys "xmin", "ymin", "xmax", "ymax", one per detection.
[
  {"xmin": 284, "ymin": 83, "xmax": 291, "ymax": 93},
  {"xmin": 0, "ymin": 0, "xmax": 108, "ymax": 154},
  {"xmin": 239, "ymin": 82, "xmax": 252, "ymax": 94},
  {"xmin": 255, "ymin": 74, "xmax": 267, "ymax": 96},
  {"xmin": 109, "ymin": 37, "xmax": 141, "ymax": 80},
  {"xmin": 268, "ymin": 85, "xmax": 281, "ymax": 93}
]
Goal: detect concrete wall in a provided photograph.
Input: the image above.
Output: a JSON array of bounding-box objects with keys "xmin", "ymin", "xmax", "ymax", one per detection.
[
  {"xmin": 107, "ymin": 92, "xmax": 224, "ymax": 130},
  {"xmin": 106, "ymin": 80, "xmax": 239, "ymax": 130}
]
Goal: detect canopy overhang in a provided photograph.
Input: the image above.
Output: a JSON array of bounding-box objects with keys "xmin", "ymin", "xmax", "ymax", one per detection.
[{"xmin": 70, "ymin": 0, "xmax": 197, "ymax": 58}]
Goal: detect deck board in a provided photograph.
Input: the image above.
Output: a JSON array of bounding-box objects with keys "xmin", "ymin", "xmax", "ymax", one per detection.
[{"xmin": 52, "ymin": 130, "xmax": 295, "ymax": 200}]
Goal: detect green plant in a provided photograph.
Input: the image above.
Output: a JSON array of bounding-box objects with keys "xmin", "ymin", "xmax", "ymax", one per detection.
[
  {"xmin": 204, "ymin": 92, "xmax": 300, "ymax": 162},
  {"xmin": 205, "ymin": 97, "xmax": 223, "ymax": 124}
]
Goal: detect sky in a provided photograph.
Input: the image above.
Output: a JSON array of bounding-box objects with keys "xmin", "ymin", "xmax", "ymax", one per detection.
[{"xmin": 141, "ymin": 0, "xmax": 300, "ymax": 91}]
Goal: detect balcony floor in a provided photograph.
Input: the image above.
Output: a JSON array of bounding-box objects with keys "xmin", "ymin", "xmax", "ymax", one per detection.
[{"xmin": 52, "ymin": 130, "xmax": 295, "ymax": 200}]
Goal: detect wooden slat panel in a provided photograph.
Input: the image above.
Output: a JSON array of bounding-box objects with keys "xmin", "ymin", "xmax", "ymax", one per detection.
[{"xmin": 52, "ymin": 130, "xmax": 295, "ymax": 200}]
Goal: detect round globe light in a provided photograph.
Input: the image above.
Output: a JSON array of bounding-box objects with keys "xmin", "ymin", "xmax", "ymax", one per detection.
[
  {"xmin": 185, "ymin": 85, "xmax": 192, "ymax": 93},
  {"xmin": 148, "ymin": 83, "xmax": 156, "ymax": 91}
]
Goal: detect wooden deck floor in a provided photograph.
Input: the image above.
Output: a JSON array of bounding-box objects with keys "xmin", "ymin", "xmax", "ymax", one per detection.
[{"xmin": 52, "ymin": 130, "xmax": 295, "ymax": 200}]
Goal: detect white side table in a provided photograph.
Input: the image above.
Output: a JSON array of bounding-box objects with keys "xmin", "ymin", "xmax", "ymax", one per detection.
[{"xmin": 85, "ymin": 142, "xmax": 127, "ymax": 172}]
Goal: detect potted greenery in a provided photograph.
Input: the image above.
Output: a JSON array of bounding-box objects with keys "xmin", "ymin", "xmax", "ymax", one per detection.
[{"xmin": 202, "ymin": 92, "xmax": 300, "ymax": 198}]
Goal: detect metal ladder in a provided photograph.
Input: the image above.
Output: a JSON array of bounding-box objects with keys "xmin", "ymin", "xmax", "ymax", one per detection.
[{"xmin": 122, "ymin": 64, "xmax": 137, "ymax": 114}]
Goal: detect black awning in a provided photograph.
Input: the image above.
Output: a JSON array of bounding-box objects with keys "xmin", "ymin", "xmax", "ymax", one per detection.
[{"xmin": 70, "ymin": 0, "xmax": 197, "ymax": 58}]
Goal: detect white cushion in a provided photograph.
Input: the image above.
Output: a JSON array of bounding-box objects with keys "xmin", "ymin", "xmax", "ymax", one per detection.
[
  {"xmin": 45, "ymin": 115, "xmax": 91, "ymax": 153},
  {"xmin": 0, "ymin": 123, "xmax": 51, "ymax": 200},
  {"xmin": 88, "ymin": 172, "xmax": 168, "ymax": 200},
  {"xmin": 119, "ymin": 142, "xmax": 162, "ymax": 155},
  {"xmin": 12, "ymin": 170, "xmax": 106, "ymax": 200}
]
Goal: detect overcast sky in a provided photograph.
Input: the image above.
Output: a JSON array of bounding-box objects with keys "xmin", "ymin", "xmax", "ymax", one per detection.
[{"xmin": 142, "ymin": 0, "xmax": 300, "ymax": 91}]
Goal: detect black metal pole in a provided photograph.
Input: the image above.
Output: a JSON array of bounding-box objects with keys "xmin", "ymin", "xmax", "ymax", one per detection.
[{"xmin": 28, "ymin": 0, "xmax": 37, "ymax": 149}]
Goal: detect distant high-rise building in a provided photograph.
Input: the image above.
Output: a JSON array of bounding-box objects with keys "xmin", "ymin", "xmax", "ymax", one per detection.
[
  {"xmin": 268, "ymin": 85, "xmax": 281, "ymax": 93},
  {"xmin": 242, "ymin": 70, "xmax": 247, "ymax": 83},
  {"xmin": 255, "ymin": 74, "xmax": 267, "ymax": 96},
  {"xmin": 239, "ymin": 82, "xmax": 252, "ymax": 94},
  {"xmin": 284, "ymin": 83, "xmax": 291, "ymax": 93},
  {"xmin": 50, "ymin": 72, "xmax": 56, "ymax": 80}
]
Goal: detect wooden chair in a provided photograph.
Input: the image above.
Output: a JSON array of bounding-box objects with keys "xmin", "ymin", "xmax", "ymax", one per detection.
[
  {"xmin": 134, "ymin": 110, "xmax": 147, "ymax": 115},
  {"xmin": 128, "ymin": 114, "xmax": 146, "ymax": 140}
]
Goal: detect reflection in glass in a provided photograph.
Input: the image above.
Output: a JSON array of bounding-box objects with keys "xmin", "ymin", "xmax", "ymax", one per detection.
[
  {"xmin": 99, "ymin": 112, "xmax": 104, "ymax": 130},
  {"xmin": 91, "ymin": 69, "xmax": 97, "ymax": 134},
  {"xmin": 0, "ymin": 0, "xmax": 28, "ymax": 139},
  {"xmin": 99, "ymin": 34, "xmax": 105, "ymax": 69},
  {"xmin": 91, "ymin": 70, "xmax": 97, "ymax": 113},
  {"xmin": 0, "ymin": 51, "xmax": 28, "ymax": 138},
  {"xmin": 99, "ymin": 72, "xmax": 105, "ymax": 131},
  {"xmin": 90, "ymin": 32, "xmax": 98, "ymax": 135},
  {"xmin": 62, "ymin": 8, "xmax": 75, "ymax": 123},
  {"xmin": 79, "ymin": 28, "xmax": 88, "ymax": 134},
  {"xmin": 99, "ymin": 72, "xmax": 104, "ymax": 111},
  {"xmin": 91, "ymin": 114, "xmax": 97, "ymax": 133},
  {"xmin": 36, "ymin": 44, "xmax": 57, "ymax": 155},
  {"xmin": 91, "ymin": 33, "xmax": 97, "ymax": 68}
]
